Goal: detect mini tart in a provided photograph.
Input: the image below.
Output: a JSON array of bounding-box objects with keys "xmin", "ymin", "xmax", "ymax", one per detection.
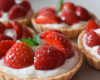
[
  {"xmin": 78, "ymin": 30, "xmax": 100, "ymax": 69},
  {"xmin": 3, "ymin": 10, "xmax": 34, "ymax": 26},
  {"xmin": 0, "ymin": 43, "xmax": 82, "ymax": 80},
  {"xmin": 31, "ymin": 12, "xmax": 98, "ymax": 39}
]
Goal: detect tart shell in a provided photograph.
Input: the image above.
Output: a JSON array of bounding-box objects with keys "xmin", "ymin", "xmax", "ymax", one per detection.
[
  {"xmin": 78, "ymin": 30, "xmax": 100, "ymax": 69},
  {"xmin": 0, "ymin": 43, "xmax": 82, "ymax": 80},
  {"xmin": 3, "ymin": 10, "xmax": 34, "ymax": 26},
  {"xmin": 31, "ymin": 12, "xmax": 98, "ymax": 38}
]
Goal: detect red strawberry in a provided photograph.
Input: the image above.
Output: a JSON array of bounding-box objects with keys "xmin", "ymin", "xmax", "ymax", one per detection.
[
  {"xmin": 8, "ymin": 5, "xmax": 27, "ymax": 20},
  {"xmin": 22, "ymin": 26, "xmax": 33, "ymax": 39},
  {"xmin": 35, "ymin": 12, "xmax": 61, "ymax": 24},
  {"xmin": 60, "ymin": 10, "xmax": 80, "ymax": 25},
  {"xmin": 11, "ymin": 21, "xmax": 22, "ymax": 39},
  {"xmin": 86, "ymin": 19, "xmax": 99, "ymax": 32},
  {"xmin": 0, "ymin": 40, "xmax": 15, "ymax": 58},
  {"xmin": 61, "ymin": 2, "xmax": 76, "ymax": 12},
  {"xmin": 5, "ymin": 22, "xmax": 13, "ymax": 29},
  {"xmin": 0, "ymin": 12, "xmax": 2, "ymax": 17},
  {"xmin": 86, "ymin": 30, "xmax": 100, "ymax": 47},
  {"xmin": 0, "ymin": 0, "xmax": 15, "ymax": 12},
  {"xmin": 0, "ymin": 22, "xmax": 5, "ymax": 34},
  {"xmin": 97, "ymin": 46, "xmax": 100, "ymax": 55},
  {"xmin": 38, "ymin": 8, "xmax": 56, "ymax": 15},
  {"xmin": 20, "ymin": 1, "xmax": 31, "ymax": 11},
  {"xmin": 75, "ymin": 6, "xmax": 91, "ymax": 21},
  {"xmin": 39, "ymin": 29, "xmax": 63, "ymax": 39},
  {"xmin": 4, "ymin": 41, "xmax": 35, "ymax": 69},
  {"xmin": 34, "ymin": 45, "xmax": 65, "ymax": 70},
  {"xmin": 46, "ymin": 32, "xmax": 74, "ymax": 58},
  {"xmin": 0, "ymin": 34, "xmax": 13, "ymax": 42}
]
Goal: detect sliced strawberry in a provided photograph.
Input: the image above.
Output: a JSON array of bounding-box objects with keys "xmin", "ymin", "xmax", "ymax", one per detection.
[
  {"xmin": 0, "ymin": 40, "xmax": 15, "ymax": 58},
  {"xmin": 46, "ymin": 32, "xmax": 74, "ymax": 58},
  {"xmin": 60, "ymin": 10, "xmax": 80, "ymax": 25},
  {"xmin": 20, "ymin": 1, "xmax": 31, "ymax": 11},
  {"xmin": 22, "ymin": 26, "xmax": 33, "ymax": 39},
  {"xmin": 86, "ymin": 19, "xmax": 99, "ymax": 32},
  {"xmin": 0, "ymin": 12, "xmax": 2, "ymax": 18},
  {"xmin": 75, "ymin": 6, "xmax": 91, "ymax": 21},
  {"xmin": 86, "ymin": 30, "xmax": 100, "ymax": 47},
  {"xmin": 39, "ymin": 29, "xmax": 63, "ymax": 39},
  {"xmin": 97, "ymin": 46, "xmax": 100, "ymax": 55},
  {"xmin": 61, "ymin": 2, "xmax": 76, "ymax": 12},
  {"xmin": 8, "ymin": 5, "xmax": 27, "ymax": 20},
  {"xmin": 5, "ymin": 22, "xmax": 13, "ymax": 29},
  {"xmin": 4, "ymin": 41, "xmax": 35, "ymax": 69},
  {"xmin": 35, "ymin": 12, "xmax": 61, "ymax": 24},
  {"xmin": 34, "ymin": 45, "xmax": 65, "ymax": 70},
  {"xmin": 0, "ymin": 34, "xmax": 13, "ymax": 42},
  {"xmin": 0, "ymin": 22, "xmax": 5, "ymax": 34},
  {"xmin": 11, "ymin": 21, "xmax": 22, "ymax": 39},
  {"xmin": 38, "ymin": 7, "xmax": 56, "ymax": 15},
  {"xmin": 0, "ymin": 0, "xmax": 15, "ymax": 12}
]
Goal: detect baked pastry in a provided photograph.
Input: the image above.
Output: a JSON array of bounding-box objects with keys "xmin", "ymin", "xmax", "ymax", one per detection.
[
  {"xmin": 31, "ymin": 1, "xmax": 98, "ymax": 38},
  {"xmin": 0, "ymin": 29, "xmax": 82, "ymax": 80},
  {"xmin": 78, "ymin": 19, "xmax": 100, "ymax": 69},
  {"xmin": 0, "ymin": 0, "xmax": 34, "ymax": 25}
]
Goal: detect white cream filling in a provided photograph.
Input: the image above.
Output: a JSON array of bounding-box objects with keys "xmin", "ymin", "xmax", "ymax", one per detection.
[
  {"xmin": 0, "ymin": 47, "xmax": 79, "ymax": 78},
  {"xmin": 82, "ymin": 28, "xmax": 100, "ymax": 59}
]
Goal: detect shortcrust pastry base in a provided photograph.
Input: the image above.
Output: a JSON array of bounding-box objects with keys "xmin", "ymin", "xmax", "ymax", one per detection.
[
  {"xmin": 0, "ymin": 43, "xmax": 82, "ymax": 80},
  {"xmin": 2, "ymin": 10, "xmax": 34, "ymax": 26},
  {"xmin": 31, "ymin": 12, "xmax": 98, "ymax": 39},
  {"xmin": 78, "ymin": 30, "xmax": 100, "ymax": 69}
]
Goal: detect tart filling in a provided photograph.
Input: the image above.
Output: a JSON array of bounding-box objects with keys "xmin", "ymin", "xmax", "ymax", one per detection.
[{"xmin": 0, "ymin": 46, "xmax": 79, "ymax": 78}]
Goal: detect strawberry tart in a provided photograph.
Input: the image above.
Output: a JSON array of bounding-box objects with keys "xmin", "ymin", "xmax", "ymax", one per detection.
[
  {"xmin": 0, "ymin": 30, "xmax": 82, "ymax": 80},
  {"xmin": 31, "ymin": 0, "xmax": 98, "ymax": 38},
  {"xmin": 0, "ymin": 0, "xmax": 34, "ymax": 25},
  {"xmin": 78, "ymin": 19, "xmax": 100, "ymax": 69}
]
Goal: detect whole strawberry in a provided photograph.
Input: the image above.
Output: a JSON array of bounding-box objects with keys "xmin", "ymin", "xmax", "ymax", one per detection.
[
  {"xmin": 0, "ymin": 0, "xmax": 15, "ymax": 12},
  {"xmin": 4, "ymin": 41, "xmax": 35, "ymax": 69},
  {"xmin": 34, "ymin": 45, "xmax": 65, "ymax": 70},
  {"xmin": 46, "ymin": 32, "xmax": 74, "ymax": 58}
]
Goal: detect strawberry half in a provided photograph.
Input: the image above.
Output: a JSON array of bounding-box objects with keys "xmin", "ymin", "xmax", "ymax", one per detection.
[
  {"xmin": 86, "ymin": 19, "xmax": 99, "ymax": 32},
  {"xmin": 46, "ymin": 32, "xmax": 74, "ymax": 58},
  {"xmin": 97, "ymin": 46, "xmax": 100, "ymax": 55},
  {"xmin": 75, "ymin": 6, "xmax": 91, "ymax": 21},
  {"xmin": 34, "ymin": 45, "xmax": 65, "ymax": 70},
  {"xmin": 0, "ymin": 22, "xmax": 5, "ymax": 34},
  {"xmin": 0, "ymin": 34, "xmax": 13, "ymax": 42},
  {"xmin": 38, "ymin": 7, "xmax": 56, "ymax": 15},
  {"xmin": 0, "ymin": 0, "xmax": 15, "ymax": 12},
  {"xmin": 20, "ymin": 1, "xmax": 31, "ymax": 11},
  {"xmin": 4, "ymin": 41, "xmax": 35, "ymax": 69},
  {"xmin": 11, "ymin": 21, "xmax": 23, "ymax": 39},
  {"xmin": 39, "ymin": 29, "xmax": 63, "ymax": 39},
  {"xmin": 0, "ymin": 40, "xmax": 15, "ymax": 58},
  {"xmin": 61, "ymin": 2, "xmax": 76, "ymax": 12},
  {"xmin": 8, "ymin": 5, "xmax": 27, "ymax": 20},
  {"xmin": 60, "ymin": 10, "xmax": 80, "ymax": 25},
  {"xmin": 86, "ymin": 30, "xmax": 100, "ymax": 47},
  {"xmin": 35, "ymin": 12, "xmax": 61, "ymax": 24}
]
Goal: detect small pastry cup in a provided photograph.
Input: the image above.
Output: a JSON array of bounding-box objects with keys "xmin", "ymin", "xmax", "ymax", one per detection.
[
  {"xmin": 31, "ymin": 12, "xmax": 98, "ymax": 38},
  {"xmin": 3, "ymin": 10, "xmax": 34, "ymax": 26},
  {"xmin": 0, "ymin": 43, "xmax": 82, "ymax": 80},
  {"xmin": 78, "ymin": 30, "xmax": 100, "ymax": 69}
]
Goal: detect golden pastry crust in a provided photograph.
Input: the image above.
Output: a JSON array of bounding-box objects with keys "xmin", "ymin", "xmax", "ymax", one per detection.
[
  {"xmin": 3, "ymin": 10, "xmax": 34, "ymax": 26},
  {"xmin": 78, "ymin": 30, "xmax": 100, "ymax": 69},
  {"xmin": 0, "ymin": 43, "xmax": 82, "ymax": 80},
  {"xmin": 31, "ymin": 12, "xmax": 98, "ymax": 38}
]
